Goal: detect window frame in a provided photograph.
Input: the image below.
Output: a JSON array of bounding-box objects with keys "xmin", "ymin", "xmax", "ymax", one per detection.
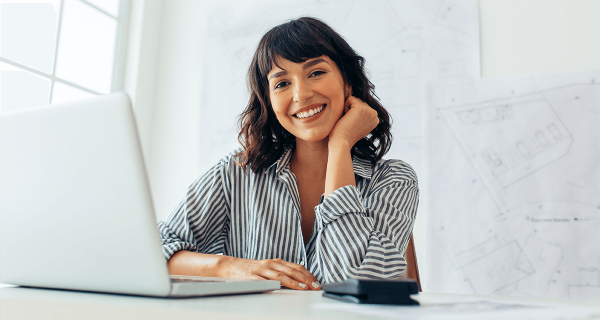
[{"xmin": 0, "ymin": 0, "xmax": 132, "ymax": 104}]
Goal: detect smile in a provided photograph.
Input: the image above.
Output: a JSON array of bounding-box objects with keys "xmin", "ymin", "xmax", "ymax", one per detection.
[{"xmin": 293, "ymin": 104, "xmax": 326, "ymax": 119}]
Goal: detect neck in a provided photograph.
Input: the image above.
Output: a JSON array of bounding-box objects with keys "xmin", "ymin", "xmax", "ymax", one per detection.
[{"xmin": 290, "ymin": 137, "xmax": 329, "ymax": 178}]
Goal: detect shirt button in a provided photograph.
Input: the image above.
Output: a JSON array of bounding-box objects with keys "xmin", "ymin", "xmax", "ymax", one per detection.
[{"xmin": 300, "ymin": 261, "xmax": 305, "ymax": 266}]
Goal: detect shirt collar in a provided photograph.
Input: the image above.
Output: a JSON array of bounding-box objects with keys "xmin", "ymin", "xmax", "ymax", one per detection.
[
  {"xmin": 269, "ymin": 146, "xmax": 372, "ymax": 180},
  {"xmin": 269, "ymin": 146, "xmax": 294, "ymax": 177}
]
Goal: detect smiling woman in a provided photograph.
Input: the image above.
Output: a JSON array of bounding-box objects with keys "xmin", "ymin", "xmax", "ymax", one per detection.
[
  {"xmin": 158, "ymin": 17, "xmax": 419, "ymax": 290},
  {"xmin": 238, "ymin": 17, "xmax": 392, "ymax": 172}
]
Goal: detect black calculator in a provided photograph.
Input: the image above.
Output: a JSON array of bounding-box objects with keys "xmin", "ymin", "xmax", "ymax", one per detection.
[{"xmin": 322, "ymin": 278, "xmax": 420, "ymax": 305}]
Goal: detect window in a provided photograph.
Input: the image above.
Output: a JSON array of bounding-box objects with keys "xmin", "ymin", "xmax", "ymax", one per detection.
[{"xmin": 0, "ymin": 0, "xmax": 130, "ymax": 113}]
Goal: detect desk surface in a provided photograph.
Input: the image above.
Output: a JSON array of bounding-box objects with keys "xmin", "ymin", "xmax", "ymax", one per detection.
[{"xmin": 1, "ymin": 286, "xmax": 599, "ymax": 320}]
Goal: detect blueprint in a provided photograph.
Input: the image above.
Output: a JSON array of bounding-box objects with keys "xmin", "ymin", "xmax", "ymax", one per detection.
[
  {"xmin": 314, "ymin": 296, "xmax": 600, "ymax": 320},
  {"xmin": 427, "ymin": 72, "xmax": 600, "ymax": 298},
  {"xmin": 197, "ymin": 0, "xmax": 480, "ymax": 179}
]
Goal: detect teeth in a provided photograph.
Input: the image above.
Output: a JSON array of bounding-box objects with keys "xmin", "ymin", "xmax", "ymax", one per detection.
[{"xmin": 296, "ymin": 105, "xmax": 324, "ymax": 119}]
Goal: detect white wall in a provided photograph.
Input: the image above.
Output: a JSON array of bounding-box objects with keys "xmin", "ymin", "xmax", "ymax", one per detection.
[
  {"xmin": 127, "ymin": 0, "xmax": 600, "ymax": 291},
  {"xmin": 125, "ymin": 0, "xmax": 279, "ymax": 221},
  {"xmin": 124, "ymin": 0, "xmax": 162, "ymax": 176},
  {"xmin": 480, "ymin": 0, "xmax": 600, "ymax": 77}
]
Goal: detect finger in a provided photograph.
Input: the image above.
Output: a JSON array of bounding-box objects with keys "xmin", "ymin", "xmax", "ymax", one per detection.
[
  {"xmin": 274, "ymin": 260, "xmax": 321, "ymax": 290},
  {"xmin": 345, "ymin": 95, "xmax": 357, "ymax": 108},
  {"xmin": 265, "ymin": 261, "xmax": 313, "ymax": 288},
  {"xmin": 276, "ymin": 260, "xmax": 318, "ymax": 281},
  {"xmin": 268, "ymin": 260, "xmax": 321, "ymax": 290},
  {"xmin": 258, "ymin": 268, "xmax": 308, "ymax": 291},
  {"xmin": 343, "ymin": 100, "xmax": 351, "ymax": 115}
]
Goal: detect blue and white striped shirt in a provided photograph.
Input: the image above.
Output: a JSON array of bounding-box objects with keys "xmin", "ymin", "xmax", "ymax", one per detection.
[{"xmin": 158, "ymin": 147, "xmax": 419, "ymax": 284}]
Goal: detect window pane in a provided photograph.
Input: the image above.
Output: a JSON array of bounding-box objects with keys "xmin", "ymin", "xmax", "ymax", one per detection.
[
  {"xmin": 0, "ymin": 63, "xmax": 50, "ymax": 113},
  {"xmin": 51, "ymin": 81, "xmax": 95, "ymax": 104},
  {"xmin": 0, "ymin": 2, "xmax": 59, "ymax": 73},
  {"xmin": 55, "ymin": 0, "xmax": 116, "ymax": 93},
  {"xmin": 85, "ymin": 0, "xmax": 120, "ymax": 17}
]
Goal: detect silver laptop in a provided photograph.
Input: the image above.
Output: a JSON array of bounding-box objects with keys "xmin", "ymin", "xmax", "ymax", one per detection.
[{"xmin": 0, "ymin": 92, "xmax": 279, "ymax": 297}]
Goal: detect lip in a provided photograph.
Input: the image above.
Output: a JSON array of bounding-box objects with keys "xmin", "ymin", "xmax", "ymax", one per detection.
[
  {"xmin": 292, "ymin": 103, "xmax": 326, "ymax": 117},
  {"xmin": 292, "ymin": 103, "xmax": 327, "ymax": 122}
]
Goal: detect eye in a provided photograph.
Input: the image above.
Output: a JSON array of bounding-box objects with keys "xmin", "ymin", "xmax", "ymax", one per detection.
[
  {"xmin": 310, "ymin": 70, "xmax": 326, "ymax": 77},
  {"xmin": 274, "ymin": 81, "xmax": 289, "ymax": 89}
]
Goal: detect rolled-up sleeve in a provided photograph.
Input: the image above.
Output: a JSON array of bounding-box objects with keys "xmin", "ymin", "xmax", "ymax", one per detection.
[
  {"xmin": 157, "ymin": 160, "xmax": 230, "ymax": 261},
  {"xmin": 311, "ymin": 160, "xmax": 419, "ymax": 283}
]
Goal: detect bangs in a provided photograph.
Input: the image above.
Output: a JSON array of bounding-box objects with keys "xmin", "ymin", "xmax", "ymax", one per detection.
[{"xmin": 257, "ymin": 18, "xmax": 340, "ymax": 78}]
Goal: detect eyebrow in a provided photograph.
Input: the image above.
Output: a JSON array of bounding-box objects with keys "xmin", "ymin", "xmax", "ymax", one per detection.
[
  {"xmin": 302, "ymin": 58, "xmax": 328, "ymax": 70},
  {"xmin": 269, "ymin": 70, "xmax": 287, "ymax": 81},
  {"xmin": 268, "ymin": 58, "xmax": 329, "ymax": 81}
]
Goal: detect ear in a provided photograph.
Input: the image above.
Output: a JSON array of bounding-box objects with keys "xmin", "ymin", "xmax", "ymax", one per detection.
[{"xmin": 344, "ymin": 83, "xmax": 353, "ymax": 99}]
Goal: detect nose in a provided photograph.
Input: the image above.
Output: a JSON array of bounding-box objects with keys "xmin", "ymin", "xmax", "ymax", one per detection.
[{"xmin": 292, "ymin": 79, "xmax": 314, "ymax": 102}]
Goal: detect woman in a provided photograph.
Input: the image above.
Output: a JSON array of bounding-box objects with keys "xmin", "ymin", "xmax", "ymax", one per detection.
[{"xmin": 158, "ymin": 17, "xmax": 418, "ymax": 291}]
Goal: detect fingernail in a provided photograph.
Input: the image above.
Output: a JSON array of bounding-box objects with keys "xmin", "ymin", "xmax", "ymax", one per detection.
[
  {"xmin": 312, "ymin": 281, "xmax": 321, "ymax": 289},
  {"xmin": 299, "ymin": 283, "xmax": 307, "ymax": 288}
]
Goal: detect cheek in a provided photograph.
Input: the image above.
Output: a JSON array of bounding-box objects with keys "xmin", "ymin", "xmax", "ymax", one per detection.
[
  {"xmin": 274, "ymin": 110, "xmax": 288, "ymax": 124},
  {"xmin": 269, "ymin": 97, "xmax": 291, "ymax": 125},
  {"xmin": 271, "ymin": 101, "xmax": 284, "ymax": 117},
  {"xmin": 269, "ymin": 96, "xmax": 282, "ymax": 115},
  {"xmin": 328, "ymin": 87, "xmax": 346, "ymax": 115}
]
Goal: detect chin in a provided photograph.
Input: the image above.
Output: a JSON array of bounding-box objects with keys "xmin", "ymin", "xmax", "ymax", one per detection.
[{"xmin": 296, "ymin": 131, "xmax": 331, "ymax": 143}]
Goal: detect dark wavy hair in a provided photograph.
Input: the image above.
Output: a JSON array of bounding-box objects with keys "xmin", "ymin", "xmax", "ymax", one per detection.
[{"xmin": 236, "ymin": 17, "xmax": 392, "ymax": 173}]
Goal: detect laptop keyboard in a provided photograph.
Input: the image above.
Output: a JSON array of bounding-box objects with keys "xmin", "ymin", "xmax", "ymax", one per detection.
[{"xmin": 170, "ymin": 276, "xmax": 231, "ymax": 283}]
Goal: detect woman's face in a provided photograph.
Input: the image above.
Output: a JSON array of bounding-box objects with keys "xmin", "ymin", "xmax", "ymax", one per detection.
[{"xmin": 267, "ymin": 55, "xmax": 350, "ymax": 143}]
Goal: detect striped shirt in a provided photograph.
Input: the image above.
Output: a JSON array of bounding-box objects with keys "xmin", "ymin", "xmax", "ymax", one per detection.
[{"xmin": 158, "ymin": 147, "xmax": 419, "ymax": 284}]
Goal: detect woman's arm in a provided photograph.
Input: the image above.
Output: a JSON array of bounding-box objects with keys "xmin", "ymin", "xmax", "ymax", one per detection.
[
  {"xmin": 312, "ymin": 167, "xmax": 418, "ymax": 283},
  {"xmin": 167, "ymin": 250, "xmax": 225, "ymax": 277},
  {"xmin": 158, "ymin": 154, "xmax": 320, "ymax": 290},
  {"xmin": 157, "ymin": 160, "xmax": 230, "ymax": 260},
  {"xmin": 324, "ymin": 96, "xmax": 379, "ymax": 197},
  {"xmin": 324, "ymin": 142, "xmax": 355, "ymax": 197},
  {"xmin": 167, "ymin": 250, "xmax": 321, "ymax": 290},
  {"xmin": 308, "ymin": 97, "xmax": 418, "ymax": 283}
]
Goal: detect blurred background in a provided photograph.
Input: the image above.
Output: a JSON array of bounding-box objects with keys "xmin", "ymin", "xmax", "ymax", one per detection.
[{"xmin": 1, "ymin": 0, "xmax": 599, "ymax": 297}]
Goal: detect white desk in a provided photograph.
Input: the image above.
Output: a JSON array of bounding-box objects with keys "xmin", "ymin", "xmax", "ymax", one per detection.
[{"xmin": 1, "ymin": 286, "xmax": 599, "ymax": 320}]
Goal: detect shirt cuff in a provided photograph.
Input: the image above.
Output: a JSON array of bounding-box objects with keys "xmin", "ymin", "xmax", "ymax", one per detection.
[
  {"xmin": 315, "ymin": 185, "xmax": 366, "ymax": 227},
  {"xmin": 162, "ymin": 242, "xmax": 197, "ymax": 261}
]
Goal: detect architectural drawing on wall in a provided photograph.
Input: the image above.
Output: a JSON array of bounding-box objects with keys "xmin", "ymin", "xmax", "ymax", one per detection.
[
  {"xmin": 461, "ymin": 240, "xmax": 535, "ymax": 295},
  {"xmin": 197, "ymin": 0, "xmax": 480, "ymax": 177},
  {"xmin": 439, "ymin": 93, "xmax": 573, "ymax": 211},
  {"xmin": 429, "ymin": 75, "xmax": 600, "ymax": 298},
  {"xmin": 516, "ymin": 234, "xmax": 563, "ymax": 297},
  {"xmin": 568, "ymin": 268, "xmax": 600, "ymax": 299},
  {"xmin": 438, "ymin": 233, "xmax": 563, "ymax": 296}
]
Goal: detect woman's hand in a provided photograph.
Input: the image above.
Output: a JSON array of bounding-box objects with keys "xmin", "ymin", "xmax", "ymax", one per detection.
[
  {"xmin": 220, "ymin": 256, "xmax": 321, "ymax": 291},
  {"xmin": 167, "ymin": 251, "xmax": 320, "ymax": 291},
  {"xmin": 328, "ymin": 96, "xmax": 379, "ymax": 150}
]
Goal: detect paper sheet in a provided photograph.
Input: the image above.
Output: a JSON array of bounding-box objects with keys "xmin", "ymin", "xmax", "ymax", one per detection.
[
  {"xmin": 313, "ymin": 295, "xmax": 600, "ymax": 320},
  {"xmin": 427, "ymin": 72, "xmax": 600, "ymax": 298},
  {"xmin": 197, "ymin": 0, "xmax": 480, "ymax": 179}
]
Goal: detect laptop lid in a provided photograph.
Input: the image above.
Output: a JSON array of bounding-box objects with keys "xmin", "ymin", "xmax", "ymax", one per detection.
[{"xmin": 0, "ymin": 93, "xmax": 172, "ymax": 296}]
